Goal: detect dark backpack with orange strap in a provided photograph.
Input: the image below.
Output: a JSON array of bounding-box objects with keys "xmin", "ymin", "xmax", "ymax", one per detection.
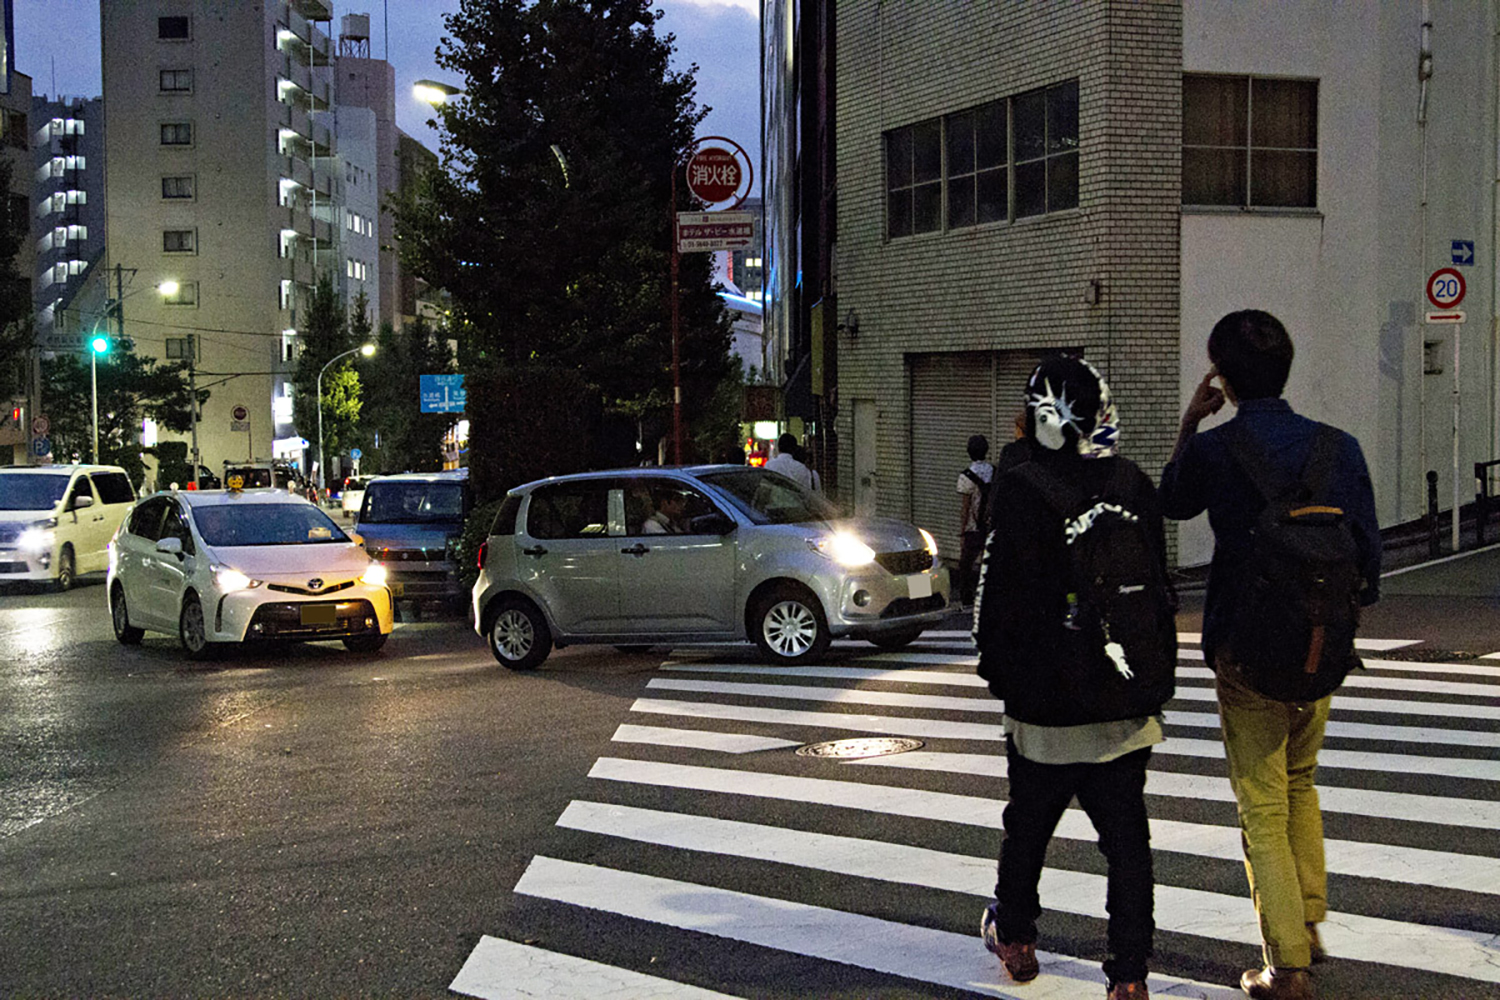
[{"xmin": 1222, "ymin": 424, "xmax": 1363, "ymax": 702}]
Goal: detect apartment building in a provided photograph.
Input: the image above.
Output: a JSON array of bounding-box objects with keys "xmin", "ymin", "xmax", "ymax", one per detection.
[
  {"xmin": 31, "ymin": 95, "xmax": 105, "ymax": 351},
  {"xmin": 1, "ymin": 53, "xmax": 31, "ymax": 465},
  {"xmin": 101, "ymin": 0, "xmax": 339, "ymax": 476}
]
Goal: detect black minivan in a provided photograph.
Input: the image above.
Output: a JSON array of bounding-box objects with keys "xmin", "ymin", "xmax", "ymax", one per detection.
[{"xmin": 355, "ymin": 470, "xmax": 472, "ymax": 612}]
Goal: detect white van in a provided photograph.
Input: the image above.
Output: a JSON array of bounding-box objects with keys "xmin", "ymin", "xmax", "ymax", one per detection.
[{"xmin": 0, "ymin": 465, "xmax": 138, "ymax": 590}]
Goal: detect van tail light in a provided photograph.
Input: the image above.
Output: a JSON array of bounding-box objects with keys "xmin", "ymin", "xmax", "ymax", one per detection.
[{"xmin": 477, "ymin": 540, "xmax": 488, "ymax": 570}]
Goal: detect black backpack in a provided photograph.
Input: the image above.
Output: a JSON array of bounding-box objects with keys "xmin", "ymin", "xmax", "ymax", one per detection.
[
  {"xmin": 962, "ymin": 467, "xmax": 992, "ymax": 534},
  {"xmin": 1221, "ymin": 424, "xmax": 1363, "ymax": 702},
  {"xmin": 1013, "ymin": 461, "xmax": 1177, "ymax": 721}
]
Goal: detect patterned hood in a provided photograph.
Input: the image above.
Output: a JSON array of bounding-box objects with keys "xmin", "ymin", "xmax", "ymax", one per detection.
[{"xmin": 1025, "ymin": 356, "xmax": 1119, "ymax": 459}]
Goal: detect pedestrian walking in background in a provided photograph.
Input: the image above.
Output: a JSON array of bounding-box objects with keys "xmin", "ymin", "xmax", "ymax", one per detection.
[
  {"xmin": 1159, "ymin": 310, "xmax": 1380, "ymax": 1000},
  {"xmin": 985, "ymin": 408, "xmax": 1033, "ymax": 538},
  {"xmin": 956, "ymin": 434, "xmax": 995, "ymax": 608},
  {"xmin": 974, "ymin": 357, "xmax": 1177, "ymax": 1000},
  {"xmin": 764, "ymin": 432, "xmax": 822, "ymax": 492}
]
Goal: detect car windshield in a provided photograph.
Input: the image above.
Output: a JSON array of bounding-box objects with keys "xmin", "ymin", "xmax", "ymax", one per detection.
[
  {"xmin": 698, "ymin": 469, "xmax": 841, "ymax": 525},
  {"xmin": 0, "ymin": 472, "xmax": 72, "ymax": 511},
  {"xmin": 359, "ymin": 482, "xmax": 465, "ymax": 523},
  {"xmin": 192, "ymin": 503, "xmax": 350, "ymax": 547}
]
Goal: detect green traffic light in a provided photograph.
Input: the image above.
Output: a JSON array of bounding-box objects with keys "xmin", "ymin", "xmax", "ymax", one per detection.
[{"xmin": 91, "ymin": 337, "xmax": 109, "ymax": 354}]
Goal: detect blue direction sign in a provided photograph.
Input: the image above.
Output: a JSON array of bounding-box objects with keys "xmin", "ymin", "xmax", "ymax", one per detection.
[
  {"xmin": 419, "ymin": 373, "xmax": 467, "ymax": 413},
  {"xmin": 1453, "ymin": 240, "xmax": 1475, "ymax": 266},
  {"xmin": 30, "ymin": 436, "xmax": 50, "ymax": 457},
  {"xmin": 350, "ymin": 448, "xmax": 362, "ymax": 460}
]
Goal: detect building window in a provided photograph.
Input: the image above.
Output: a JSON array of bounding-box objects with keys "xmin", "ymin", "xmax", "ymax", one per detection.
[
  {"xmin": 165, "ymin": 337, "xmax": 195, "ymax": 360},
  {"xmin": 163, "ymin": 229, "xmax": 196, "ymax": 253},
  {"xmin": 160, "ymin": 122, "xmax": 193, "ymax": 146},
  {"xmin": 158, "ymin": 16, "xmax": 190, "ymax": 40},
  {"xmin": 884, "ymin": 79, "xmax": 1079, "ymax": 239},
  {"xmin": 163, "ymin": 282, "xmax": 198, "ymax": 307},
  {"xmin": 159, "ymin": 69, "xmax": 193, "ymax": 93},
  {"xmin": 886, "ymin": 119, "xmax": 942, "ymax": 238},
  {"xmin": 162, "ymin": 175, "xmax": 195, "ymax": 200},
  {"xmin": 1183, "ymin": 75, "xmax": 1318, "ymax": 208},
  {"xmin": 946, "ymin": 100, "xmax": 1008, "ymax": 229},
  {"xmin": 346, "ymin": 258, "xmax": 368, "ymax": 281},
  {"xmin": 1, "ymin": 109, "xmax": 27, "ymax": 149}
]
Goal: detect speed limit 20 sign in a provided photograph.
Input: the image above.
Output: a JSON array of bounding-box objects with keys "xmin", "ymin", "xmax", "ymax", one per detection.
[{"xmin": 1428, "ymin": 268, "xmax": 1466, "ymax": 309}]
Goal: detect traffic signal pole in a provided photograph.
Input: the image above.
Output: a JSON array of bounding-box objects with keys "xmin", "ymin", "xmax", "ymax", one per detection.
[{"xmin": 670, "ymin": 160, "xmax": 683, "ymax": 465}]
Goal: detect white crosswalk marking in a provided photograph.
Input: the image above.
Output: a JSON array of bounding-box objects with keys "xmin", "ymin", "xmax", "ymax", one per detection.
[
  {"xmin": 450, "ymin": 935, "xmax": 747, "ymax": 999},
  {"xmin": 459, "ymin": 633, "xmax": 1500, "ymax": 997}
]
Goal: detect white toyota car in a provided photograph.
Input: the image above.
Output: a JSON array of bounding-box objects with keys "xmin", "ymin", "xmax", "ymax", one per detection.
[{"xmin": 107, "ymin": 488, "xmax": 394, "ymax": 659}]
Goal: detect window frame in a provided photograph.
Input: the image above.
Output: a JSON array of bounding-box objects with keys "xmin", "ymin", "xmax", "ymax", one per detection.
[
  {"xmin": 1182, "ymin": 73, "xmax": 1319, "ymax": 210},
  {"xmin": 522, "ymin": 480, "xmax": 615, "ymax": 541},
  {"xmin": 159, "ymin": 68, "xmax": 193, "ymax": 93},
  {"xmin": 161, "ymin": 175, "xmax": 196, "ymax": 201},
  {"xmin": 159, "ymin": 122, "xmax": 194, "ymax": 147},
  {"xmin": 884, "ymin": 78, "xmax": 1080, "ymax": 241},
  {"xmin": 157, "ymin": 16, "xmax": 191, "ymax": 41},
  {"xmin": 162, "ymin": 228, "xmax": 196, "ymax": 254},
  {"xmin": 620, "ymin": 476, "xmax": 729, "ymax": 538},
  {"xmin": 163, "ymin": 281, "xmax": 198, "ymax": 307}
]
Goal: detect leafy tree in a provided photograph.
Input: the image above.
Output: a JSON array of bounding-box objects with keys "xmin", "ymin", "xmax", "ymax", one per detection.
[
  {"xmin": 0, "ymin": 155, "xmax": 33, "ymax": 404},
  {"xmin": 394, "ymin": 0, "xmax": 732, "ymax": 478},
  {"xmin": 41, "ymin": 339, "xmax": 204, "ymax": 487},
  {"xmin": 292, "ymin": 271, "xmax": 363, "ymax": 477},
  {"xmin": 357, "ymin": 315, "xmax": 455, "ymax": 474}
]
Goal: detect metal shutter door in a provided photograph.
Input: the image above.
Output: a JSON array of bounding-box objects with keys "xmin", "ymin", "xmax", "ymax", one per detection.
[{"xmin": 908, "ymin": 352, "xmax": 995, "ymax": 562}]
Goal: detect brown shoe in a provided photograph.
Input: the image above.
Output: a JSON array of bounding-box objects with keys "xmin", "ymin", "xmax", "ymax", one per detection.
[
  {"xmin": 981, "ymin": 903, "xmax": 1039, "ymax": 982},
  {"xmin": 1107, "ymin": 981, "xmax": 1149, "ymax": 999},
  {"xmin": 1307, "ymin": 923, "xmax": 1325, "ymax": 964},
  {"xmin": 1241, "ymin": 966, "xmax": 1314, "ymax": 999}
]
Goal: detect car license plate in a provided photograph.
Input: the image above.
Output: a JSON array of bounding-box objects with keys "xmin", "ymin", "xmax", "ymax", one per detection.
[
  {"xmin": 388, "ymin": 582, "xmax": 403, "ymax": 597},
  {"xmin": 301, "ymin": 603, "xmax": 337, "ymax": 626},
  {"xmin": 907, "ymin": 574, "xmax": 933, "ymax": 599}
]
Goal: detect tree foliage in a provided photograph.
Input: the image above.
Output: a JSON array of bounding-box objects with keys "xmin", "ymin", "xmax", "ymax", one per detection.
[
  {"xmin": 356, "ymin": 315, "xmax": 455, "ymax": 474},
  {"xmin": 41, "ymin": 340, "xmax": 204, "ymax": 487},
  {"xmin": 393, "ymin": 0, "xmax": 733, "ymax": 477},
  {"xmin": 292, "ymin": 271, "xmax": 364, "ymax": 473}
]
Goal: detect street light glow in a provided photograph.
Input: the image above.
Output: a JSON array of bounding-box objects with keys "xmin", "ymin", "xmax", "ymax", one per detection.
[
  {"xmin": 360, "ymin": 343, "xmax": 376, "ymax": 357},
  {"xmin": 157, "ymin": 280, "xmax": 180, "ymax": 297},
  {"xmin": 413, "ymin": 79, "xmax": 461, "ymax": 105},
  {"xmin": 91, "ymin": 336, "xmax": 109, "ymax": 354}
]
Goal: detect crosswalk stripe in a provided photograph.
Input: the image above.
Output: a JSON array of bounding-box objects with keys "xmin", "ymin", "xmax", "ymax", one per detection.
[
  {"xmin": 663, "ymin": 661, "xmax": 990, "ymax": 685},
  {"xmin": 642, "ymin": 680, "xmax": 1500, "ymax": 778},
  {"xmin": 1164, "ymin": 710, "xmax": 1500, "ymax": 749},
  {"xmin": 1170, "ymin": 683, "xmax": 1500, "ymax": 721},
  {"xmin": 449, "ymin": 934, "xmax": 745, "ymax": 1000},
  {"xmin": 631, "ymin": 696, "xmax": 1006, "ymax": 741},
  {"xmin": 514, "ymin": 855, "xmax": 1246, "ymax": 1000},
  {"xmin": 556, "ymin": 800, "xmax": 1500, "ymax": 984},
  {"xmin": 1176, "ymin": 633, "xmax": 1425, "ymax": 652},
  {"xmin": 611, "ymin": 723, "xmax": 801, "ymax": 754},
  {"xmin": 1178, "ymin": 663, "xmax": 1500, "ymax": 700},
  {"xmin": 590, "ymin": 756, "xmax": 1500, "ymax": 883}
]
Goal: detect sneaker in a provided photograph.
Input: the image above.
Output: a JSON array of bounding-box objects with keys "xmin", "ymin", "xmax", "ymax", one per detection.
[
  {"xmin": 1241, "ymin": 966, "xmax": 1314, "ymax": 1000},
  {"xmin": 1306, "ymin": 923, "xmax": 1325, "ymax": 964},
  {"xmin": 981, "ymin": 903, "xmax": 1039, "ymax": 983},
  {"xmin": 1107, "ymin": 982, "xmax": 1149, "ymax": 1000}
]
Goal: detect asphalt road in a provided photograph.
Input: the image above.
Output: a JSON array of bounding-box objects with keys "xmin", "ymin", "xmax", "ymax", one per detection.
[{"xmin": 1, "ymin": 557, "xmax": 1498, "ymax": 999}]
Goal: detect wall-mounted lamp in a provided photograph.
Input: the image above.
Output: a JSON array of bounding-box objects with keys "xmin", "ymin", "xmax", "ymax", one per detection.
[
  {"xmin": 1084, "ymin": 279, "xmax": 1102, "ymax": 306},
  {"xmin": 837, "ymin": 307, "xmax": 860, "ymax": 339}
]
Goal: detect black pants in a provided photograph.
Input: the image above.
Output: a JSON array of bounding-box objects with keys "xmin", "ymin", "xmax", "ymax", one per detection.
[
  {"xmin": 958, "ymin": 529, "xmax": 985, "ymax": 604},
  {"xmin": 993, "ymin": 739, "xmax": 1154, "ymax": 984}
]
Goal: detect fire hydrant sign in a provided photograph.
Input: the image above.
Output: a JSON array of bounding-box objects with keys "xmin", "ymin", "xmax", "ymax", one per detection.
[
  {"xmin": 676, "ymin": 211, "xmax": 753, "ymax": 253},
  {"xmin": 230, "ymin": 404, "xmax": 250, "ymax": 433},
  {"xmin": 686, "ymin": 147, "xmax": 741, "ymax": 204}
]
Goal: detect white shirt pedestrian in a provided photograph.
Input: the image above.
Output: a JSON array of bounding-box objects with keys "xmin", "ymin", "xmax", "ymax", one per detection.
[
  {"xmin": 957, "ymin": 460, "xmax": 995, "ymax": 533},
  {"xmin": 765, "ymin": 451, "xmax": 822, "ymax": 493}
]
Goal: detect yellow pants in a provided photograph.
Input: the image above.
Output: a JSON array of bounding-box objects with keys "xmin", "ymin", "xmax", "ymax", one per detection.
[{"xmin": 1215, "ymin": 666, "xmax": 1331, "ymax": 969}]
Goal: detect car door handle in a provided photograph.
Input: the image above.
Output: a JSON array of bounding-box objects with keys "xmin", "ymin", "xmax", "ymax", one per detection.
[
  {"xmin": 620, "ymin": 543, "xmax": 649, "ymax": 556},
  {"xmin": 522, "ymin": 545, "xmax": 548, "ymax": 557}
]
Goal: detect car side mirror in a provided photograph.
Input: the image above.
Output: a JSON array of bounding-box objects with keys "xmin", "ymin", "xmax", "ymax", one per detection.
[
  {"xmin": 348, "ymin": 531, "xmax": 364, "ymax": 547},
  {"xmin": 691, "ymin": 513, "xmax": 736, "ymax": 536},
  {"xmin": 156, "ymin": 537, "xmax": 184, "ymax": 558},
  {"xmin": 72, "ymin": 495, "xmax": 95, "ymax": 510}
]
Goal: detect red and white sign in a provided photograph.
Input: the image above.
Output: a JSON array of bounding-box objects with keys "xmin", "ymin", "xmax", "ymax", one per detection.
[
  {"xmin": 1425, "ymin": 310, "xmax": 1467, "ymax": 325},
  {"xmin": 1427, "ymin": 267, "xmax": 1467, "ymax": 309},
  {"xmin": 686, "ymin": 147, "xmax": 742, "ymax": 204},
  {"xmin": 231, "ymin": 404, "xmax": 249, "ymax": 422},
  {"xmin": 676, "ymin": 211, "xmax": 754, "ymax": 253}
]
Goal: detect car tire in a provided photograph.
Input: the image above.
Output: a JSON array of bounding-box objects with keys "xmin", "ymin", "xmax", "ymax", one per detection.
[
  {"xmin": 343, "ymin": 633, "xmax": 388, "ymax": 654},
  {"xmin": 53, "ymin": 545, "xmax": 75, "ymax": 593},
  {"xmin": 178, "ymin": 593, "xmax": 219, "ymax": 661},
  {"xmin": 111, "ymin": 584, "xmax": 145, "ymax": 645},
  {"xmin": 867, "ymin": 626, "xmax": 925, "ymax": 650},
  {"xmin": 486, "ymin": 598, "xmax": 552, "ymax": 671},
  {"xmin": 752, "ymin": 584, "xmax": 831, "ymax": 666}
]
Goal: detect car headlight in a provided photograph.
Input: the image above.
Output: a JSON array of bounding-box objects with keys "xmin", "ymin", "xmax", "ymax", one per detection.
[
  {"xmin": 18, "ymin": 526, "xmax": 55, "ymax": 553},
  {"xmin": 360, "ymin": 563, "xmax": 388, "ymax": 588},
  {"xmin": 920, "ymin": 528, "xmax": 939, "ymax": 559},
  {"xmin": 810, "ymin": 532, "xmax": 877, "ymax": 567},
  {"xmin": 213, "ymin": 566, "xmax": 263, "ymax": 593}
]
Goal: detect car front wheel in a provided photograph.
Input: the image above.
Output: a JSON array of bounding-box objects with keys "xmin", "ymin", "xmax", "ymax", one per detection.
[
  {"xmin": 111, "ymin": 584, "xmax": 145, "ymax": 645},
  {"xmin": 752, "ymin": 585, "xmax": 831, "ymax": 666},
  {"xmin": 487, "ymin": 598, "xmax": 552, "ymax": 671},
  {"xmin": 178, "ymin": 593, "xmax": 219, "ymax": 661},
  {"xmin": 54, "ymin": 545, "xmax": 75, "ymax": 593}
]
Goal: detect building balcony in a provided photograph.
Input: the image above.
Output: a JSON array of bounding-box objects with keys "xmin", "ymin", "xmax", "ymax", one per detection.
[
  {"xmin": 280, "ymin": 53, "xmax": 312, "ymax": 91},
  {"xmin": 310, "ymin": 120, "xmax": 334, "ymax": 157},
  {"xmin": 280, "ymin": 101, "xmax": 311, "ymax": 139},
  {"xmin": 290, "ymin": 0, "xmax": 333, "ymax": 23}
]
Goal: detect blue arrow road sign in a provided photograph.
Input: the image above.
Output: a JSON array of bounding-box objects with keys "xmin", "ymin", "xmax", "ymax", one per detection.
[
  {"xmin": 350, "ymin": 448, "xmax": 362, "ymax": 459},
  {"xmin": 1452, "ymin": 240, "xmax": 1475, "ymax": 265},
  {"xmin": 419, "ymin": 373, "xmax": 467, "ymax": 413},
  {"xmin": 30, "ymin": 436, "xmax": 50, "ymax": 457}
]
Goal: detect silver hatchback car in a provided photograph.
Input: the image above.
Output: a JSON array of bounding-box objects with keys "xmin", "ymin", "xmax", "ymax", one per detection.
[{"xmin": 471, "ymin": 466, "xmax": 951, "ymax": 669}]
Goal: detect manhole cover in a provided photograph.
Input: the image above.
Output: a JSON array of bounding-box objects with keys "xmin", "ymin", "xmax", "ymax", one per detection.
[{"xmin": 795, "ymin": 737, "xmax": 925, "ymax": 759}]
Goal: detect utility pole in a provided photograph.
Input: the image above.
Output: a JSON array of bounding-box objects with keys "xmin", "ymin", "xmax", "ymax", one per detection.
[
  {"xmin": 188, "ymin": 333, "xmax": 200, "ymax": 475},
  {"xmin": 115, "ymin": 264, "xmax": 125, "ymax": 340}
]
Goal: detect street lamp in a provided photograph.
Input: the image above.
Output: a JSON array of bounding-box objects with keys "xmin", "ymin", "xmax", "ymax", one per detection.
[
  {"xmin": 413, "ymin": 78, "xmax": 569, "ymax": 185},
  {"xmin": 317, "ymin": 343, "xmax": 376, "ymax": 495}
]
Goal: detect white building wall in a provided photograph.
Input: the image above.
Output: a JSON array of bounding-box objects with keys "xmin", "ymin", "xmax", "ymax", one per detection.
[{"xmin": 335, "ymin": 105, "xmax": 379, "ymax": 325}]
